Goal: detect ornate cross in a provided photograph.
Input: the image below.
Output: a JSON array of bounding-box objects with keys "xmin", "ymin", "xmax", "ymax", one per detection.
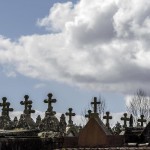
[
  {"xmin": 65, "ymin": 108, "xmax": 76, "ymax": 125},
  {"xmin": 27, "ymin": 104, "xmax": 35, "ymax": 117},
  {"xmin": 103, "ymin": 111, "xmax": 112, "ymax": 128},
  {"xmin": 0, "ymin": 97, "xmax": 9, "ymax": 116},
  {"xmin": 3, "ymin": 102, "xmax": 13, "ymax": 117},
  {"xmin": 44, "ymin": 93, "xmax": 56, "ymax": 114},
  {"xmin": 138, "ymin": 115, "xmax": 146, "ymax": 127},
  {"xmin": 91, "ymin": 97, "xmax": 100, "ymax": 113},
  {"xmin": 20, "ymin": 95, "xmax": 32, "ymax": 114},
  {"xmin": 85, "ymin": 110, "xmax": 92, "ymax": 119},
  {"xmin": 121, "ymin": 113, "xmax": 130, "ymax": 128}
]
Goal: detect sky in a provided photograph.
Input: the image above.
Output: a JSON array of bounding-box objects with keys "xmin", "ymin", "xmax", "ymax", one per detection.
[{"xmin": 0, "ymin": 0, "xmax": 150, "ymax": 126}]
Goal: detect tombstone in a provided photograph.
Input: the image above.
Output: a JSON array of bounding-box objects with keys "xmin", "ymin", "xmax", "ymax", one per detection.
[
  {"xmin": 129, "ymin": 114, "xmax": 133, "ymax": 127},
  {"xmin": 65, "ymin": 108, "xmax": 79, "ymax": 137},
  {"xmin": 20, "ymin": 95, "xmax": 32, "ymax": 115},
  {"xmin": 59, "ymin": 114, "xmax": 67, "ymax": 135},
  {"xmin": 121, "ymin": 113, "xmax": 130, "ymax": 128},
  {"xmin": 13, "ymin": 116, "xmax": 18, "ymax": 128},
  {"xmin": 103, "ymin": 111, "xmax": 112, "ymax": 128},
  {"xmin": 36, "ymin": 115, "xmax": 41, "ymax": 127},
  {"xmin": 19, "ymin": 95, "xmax": 36, "ymax": 129},
  {"xmin": 91, "ymin": 97, "xmax": 100, "ymax": 114},
  {"xmin": 138, "ymin": 115, "xmax": 146, "ymax": 127},
  {"xmin": 0, "ymin": 97, "xmax": 14, "ymax": 129},
  {"xmin": 78, "ymin": 96, "xmax": 112, "ymax": 147},
  {"xmin": 39, "ymin": 93, "xmax": 59, "ymax": 132},
  {"xmin": 65, "ymin": 108, "xmax": 76, "ymax": 126},
  {"xmin": 44, "ymin": 93, "xmax": 56, "ymax": 116},
  {"xmin": 85, "ymin": 110, "xmax": 92, "ymax": 120},
  {"xmin": 27, "ymin": 104, "xmax": 35, "ymax": 117}
]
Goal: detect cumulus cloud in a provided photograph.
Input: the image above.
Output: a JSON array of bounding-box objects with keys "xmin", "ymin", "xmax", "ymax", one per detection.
[{"xmin": 0, "ymin": 0, "xmax": 150, "ymax": 94}]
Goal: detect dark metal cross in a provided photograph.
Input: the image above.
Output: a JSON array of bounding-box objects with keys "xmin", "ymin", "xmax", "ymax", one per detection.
[
  {"xmin": 3, "ymin": 102, "xmax": 13, "ymax": 117},
  {"xmin": 91, "ymin": 97, "xmax": 100, "ymax": 113},
  {"xmin": 138, "ymin": 115, "xmax": 146, "ymax": 127},
  {"xmin": 20, "ymin": 95, "xmax": 32, "ymax": 114},
  {"xmin": 27, "ymin": 104, "xmax": 35, "ymax": 117},
  {"xmin": 44, "ymin": 93, "xmax": 56, "ymax": 114},
  {"xmin": 65, "ymin": 108, "xmax": 76, "ymax": 125},
  {"xmin": 121, "ymin": 113, "xmax": 130, "ymax": 128},
  {"xmin": 85, "ymin": 110, "xmax": 92, "ymax": 119},
  {"xmin": 0, "ymin": 97, "xmax": 9, "ymax": 116},
  {"xmin": 103, "ymin": 111, "xmax": 112, "ymax": 128}
]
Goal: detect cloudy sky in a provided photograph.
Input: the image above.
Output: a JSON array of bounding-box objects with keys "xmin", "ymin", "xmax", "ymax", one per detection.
[{"xmin": 0, "ymin": 0, "xmax": 150, "ymax": 125}]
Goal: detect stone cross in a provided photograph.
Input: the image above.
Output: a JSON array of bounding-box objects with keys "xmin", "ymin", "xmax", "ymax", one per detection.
[
  {"xmin": 3, "ymin": 102, "xmax": 13, "ymax": 117},
  {"xmin": 44, "ymin": 93, "xmax": 56, "ymax": 115},
  {"xmin": 85, "ymin": 110, "xmax": 92, "ymax": 119},
  {"xmin": 27, "ymin": 104, "xmax": 35, "ymax": 117},
  {"xmin": 129, "ymin": 114, "xmax": 133, "ymax": 127},
  {"xmin": 65, "ymin": 108, "xmax": 76, "ymax": 125},
  {"xmin": 91, "ymin": 97, "xmax": 100, "ymax": 113},
  {"xmin": 20, "ymin": 95, "xmax": 32, "ymax": 114},
  {"xmin": 121, "ymin": 113, "xmax": 130, "ymax": 128},
  {"xmin": 103, "ymin": 111, "xmax": 112, "ymax": 128},
  {"xmin": 0, "ymin": 97, "xmax": 9, "ymax": 116},
  {"xmin": 138, "ymin": 115, "xmax": 146, "ymax": 127}
]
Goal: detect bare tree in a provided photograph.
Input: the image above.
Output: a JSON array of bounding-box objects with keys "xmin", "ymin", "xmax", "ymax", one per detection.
[{"xmin": 126, "ymin": 89, "xmax": 150, "ymax": 125}]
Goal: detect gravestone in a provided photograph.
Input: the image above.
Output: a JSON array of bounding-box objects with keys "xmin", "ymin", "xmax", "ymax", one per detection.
[
  {"xmin": 78, "ymin": 96, "xmax": 112, "ymax": 147},
  {"xmin": 138, "ymin": 115, "xmax": 146, "ymax": 127},
  {"xmin": 39, "ymin": 93, "xmax": 59, "ymax": 132},
  {"xmin": 44, "ymin": 93, "xmax": 56, "ymax": 116},
  {"xmin": 85, "ymin": 110, "xmax": 92, "ymax": 120},
  {"xmin": 65, "ymin": 108, "xmax": 78, "ymax": 137},
  {"xmin": 103, "ymin": 111, "xmax": 112, "ymax": 128},
  {"xmin": 121, "ymin": 113, "xmax": 130, "ymax": 128}
]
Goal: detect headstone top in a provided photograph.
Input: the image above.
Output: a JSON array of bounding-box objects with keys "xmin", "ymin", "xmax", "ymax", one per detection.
[
  {"xmin": 85, "ymin": 110, "xmax": 92, "ymax": 119},
  {"xmin": 66, "ymin": 108, "xmax": 76, "ymax": 125},
  {"xmin": 91, "ymin": 97, "xmax": 100, "ymax": 114},
  {"xmin": 44, "ymin": 93, "xmax": 56, "ymax": 116},
  {"xmin": 121, "ymin": 113, "xmax": 130, "ymax": 128},
  {"xmin": 138, "ymin": 114, "xmax": 146, "ymax": 127},
  {"xmin": 103, "ymin": 111, "xmax": 112, "ymax": 128},
  {"xmin": 20, "ymin": 95, "xmax": 33, "ymax": 115}
]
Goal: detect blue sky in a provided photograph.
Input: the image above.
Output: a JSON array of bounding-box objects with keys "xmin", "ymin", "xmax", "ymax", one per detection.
[{"xmin": 1, "ymin": 0, "xmax": 150, "ymax": 121}]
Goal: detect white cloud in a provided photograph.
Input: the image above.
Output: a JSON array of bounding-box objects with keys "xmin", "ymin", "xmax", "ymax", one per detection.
[{"xmin": 0, "ymin": 0, "xmax": 150, "ymax": 94}]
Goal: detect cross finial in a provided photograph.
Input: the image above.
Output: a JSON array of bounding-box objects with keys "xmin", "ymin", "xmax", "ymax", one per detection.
[
  {"xmin": 121, "ymin": 113, "xmax": 130, "ymax": 128},
  {"xmin": 27, "ymin": 104, "xmax": 35, "ymax": 117},
  {"xmin": 138, "ymin": 114, "xmax": 146, "ymax": 127},
  {"xmin": 44, "ymin": 93, "xmax": 56, "ymax": 115},
  {"xmin": 85, "ymin": 110, "xmax": 92, "ymax": 119},
  {"xmin": 3, "ymin": 102, "xmax": 13, "ymax": 117},
  {"xmin": 0, "ymin": 97, "xmax": 13, "ymax": 117},
  {"xmin": 20, "ymin": 95, "xmax": 32, "ymax": 115},
  {"xmin": 65, "ymin": 108, "xmax": 76, "ymax": 125},
  {"xmin": 103, "ymin": 111, "xmax": 112, "ymax": 128},
  {"xmin": 91, "ymin": 97, "xmax": 100, "ymax": 113}
]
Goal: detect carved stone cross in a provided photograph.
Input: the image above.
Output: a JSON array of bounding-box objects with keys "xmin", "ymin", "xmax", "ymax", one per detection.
[
  {"xmin": 44, "ymin": 93, "xmax": 56, "ymax": 115},
  {"xmin": 65, "ymin": 108, "xmax": 76, "ymax": 125},
  {"xmin": 121, "ymin": 113, "xmax": 130, "ymax": 128},
  {"xmin": 138, "ymin": 115, "xmax": 146, "ymax": 127},
  {"xmin": 91, "ymin": 97, "xmax": 100, "ymax": 113},
  {"xmin": 0, "ymin": 97, "xmax": 9, "ymax": 116},
  {"xmin": 85, "ymin": 110, "xmax": 92, "ymax": 119},
  {"xmin": 103, "ymin": 111, "xmax": 112, "ymax": 128},
  {"xmin": 27, "ymin": 104, "xmax": 35, "ymax": 117},
  {"xmin": 3, "ymin": 102, "xmax": 13, "ymax": 117},
  {"xmin": 20, "ymin": 95, "xmax": 32, "ymax": 114}
]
